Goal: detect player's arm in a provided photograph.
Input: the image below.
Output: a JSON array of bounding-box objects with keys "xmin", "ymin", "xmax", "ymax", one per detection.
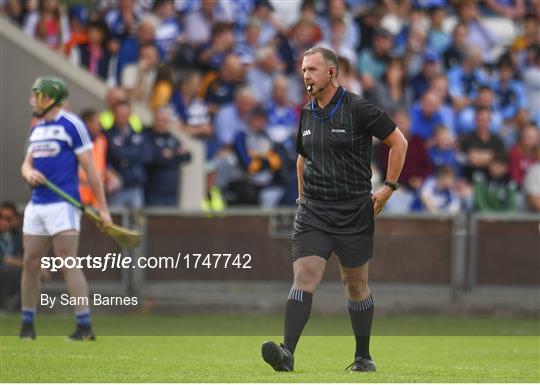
[
  {"xmin": 21, "ymin": 151, "xmax": 46, "ymax": 187},
  {"xmin": 372, "ymin": 128, "xmax": 407, "ymax": 216},
  {"xmin": 297, "ymin": 155, "xmax": 304, "ymax": 200},
  {"xmin": 77, "ymin": 150, "xmax": 113, "ymax": 227}
]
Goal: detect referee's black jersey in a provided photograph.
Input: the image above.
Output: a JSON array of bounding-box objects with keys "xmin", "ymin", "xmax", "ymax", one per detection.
[{"xmin": 296, "ymin": 86, "xmax": 396, "ymax": 201}]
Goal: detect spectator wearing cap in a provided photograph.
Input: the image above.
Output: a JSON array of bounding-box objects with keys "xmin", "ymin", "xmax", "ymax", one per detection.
[
  {"xmin": 427, "ymin": 6, "xmax": 451, "ymax": 54},
  {"xmin": 153, "ymin": 0, "xmax": 182, "ymax": 59},
  {"xmin": 169, "ymin": 71, "xmax": 212, "ymax": 138},
  {"xmin": 460, "ymin": 107, "xmax": 505, "ymax": 181},
  {"xmin": 472, "ymin": 153, "xmax": 518, "ymax": 212},
  {"xmin": 23, "ymin": 0, "xmax": 70, "ymax": 51},
  {"xmin": 70, "ymin": 19, "xmax": 111, "ymax": 80},
  {"xmin": 410, "ymin": 90, "xmax": 445, "ymax": 142},
  {"xmin": 64, "ymin": 5, "xmax": 89, "ymax": 56},
  {"xmin": 144, "ymin": 108, "xmax": 191, "ymax": 206},
  {"xmin": 410, "ymin": 51, "xmax": 441, "ymax": 101},
  {"xmin": 509, "ymin": 123, "xmax": 540, "ymax": 186},
  {"xmin": 104, "ymin": 0, "xmax": 140, "ymax": 41},
  {"xmin": 371, "ymin": 57, "xmax": 413, "ymax": 116},
  {"xmin": 105, "ymin": 100, "xmax": 152, "ymax": 209},
  {"xmin": 185, "ymin": 0, "xmax": 231, "ymax": 47},
  {"xmin": 100, "ymin": 86, "xmax": 143, "ymax": 133},
  {"xmin": 228, "ymin": 105, "xmax": 283, "ymax": 207},
  {"xmin": 447, "ymin": 46, "xmax": 488, "ymax": 111},
  {"xmin": 195, "ymin": 22, "xmax": 236, "ymax": 73},
  {"xmin": 456, "ymin": 1, "xmax": 497, "ymax": 63},
  {"xmin": 443, "ymin": 22, "xmax": 468, "ymax": 70},
  {"xmin": 492, "ymin": 56, "xmax": 528, "ymax": 128},
  {"xmin": 201, "ymin": 53, "xmax": 244, "ymax": 115},
  {"xmin": 357, "ymin": 27, "xmax": 393, "ymax": 92},
  {"xmin": 247, "ymin": 46, "xmax": 283, "ymax": 103},
  {"xmin": 319, "ymin": 0, "xmax": 360, "ymax": 52},
  {"xmin": 456, "ymin": 86, "xmax": 503, "ymax": 138}
]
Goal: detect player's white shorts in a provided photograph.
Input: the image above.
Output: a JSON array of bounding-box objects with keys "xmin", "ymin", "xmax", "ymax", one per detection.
[{"xmin": 23, "ymin": 202, "xmax": 81, "ymax": 236}]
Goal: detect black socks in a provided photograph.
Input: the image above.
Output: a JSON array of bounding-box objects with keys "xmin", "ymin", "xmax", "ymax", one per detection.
[
  {"xmin": 348, "ymin": 295, "xmax": 374, "ymax": 359},
  {"xmin": 283, "ymin": 288, "xmax": 313, "ymax": 354}
]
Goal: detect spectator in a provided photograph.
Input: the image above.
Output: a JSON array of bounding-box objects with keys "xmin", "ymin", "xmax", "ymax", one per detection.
[
  {"xmin": 447, "ymin": 46, "xmax": 488, "ymax": 111},
  {"xmin": 202, "ymin": 53, "xmax": 244, "ymax": 114},
  {"xmin": 357, "ymin": 27, "xmax": 393, "ymax": 93},
  {"xmin": 0, "ymin": 202, "xmax": 23, "ymax": 311},
  {"xmin": 337, "ymin": 56, "xmax": 362, "ymax": 97},
  {"xmin": 410, "ymin": 90, "xmax": 445, "ymax": 142},
  {"xmin": 99, "ymin": 87, "xmax": 143, "ymax": 132},
  {"xmin": 105, "ymin": 101, "xmax": 152, "ymax": 208},
  {"xmin": 144, "ymin": 108, "xmax": 191, "ymax": 206},
  {"xmin": 371, "ymin": 56, "xmax": 413, "ymax": 116},
  {"xmin": 456, "ymin": 0, "xmax": 497, "ymax": 63},
  {"xmin": 511, "ymin": 14, "xmax": 539, "ymax": 70},
  {"xmin": 78, "ymin": 109, "xmax": 121, "ymax": 208},
  {"xmin": 523, "ymin": 161, "xmax": 540, "ymax": 212},
  {"xmin": 428, "ymin": 125, "xmax": 461, "ymax": 175},
  {"xmin": 121, "ymin": 43, "xmax": 161, "ymax": 126},
  {"xmin": 428, "ymin": 74, "xmax": 456, "ymax": 135},
  {"xmin": 153, "ymin": 0, "xmax": 182, "ymax": 59},
  {"xmin": 443, "ymin": 22, "xmax": 468, "ymax": 70},
  {"xmin": 184, "ymin": 0, "xmax": 231, "ymax": 47},
  {"xmin": 64, "ymin": 5, "xmax": 89, "ymax": 56},
  {"xmin": 247, "ymin": 46, "xmax": 283, "ymax": 103},
  {"xmin": 195, "ymin": 22, "xmax": 236, "ymax": 73},
  {"xmin": 319, "ymin": 0, "xmax": 359, "ymax": 52},
  {"xmin": 410, "ymin": 51, "xmax": 441, "ymax": 102},
  {"xmin": 484, "ymin": 0, "xmax": 526, "ymax": 20},
  {"xmin": 473, "ymin": 153, "xmax": 518, "ymax": 212},
  {"xmin": 23, "ymin": 0, "xmax": 69, "ymax": 51},
  {"xmin": 104, "ymin": 0, "xmax": 140, "ymax": 41},
  {"xmin": 509, "ymin": 123, "xmax": 540, "ymax": 186},
  {"xmin": 493, "ymin": 56, "xmax": 528, "ymax": 127},
  {"xmin": 523, "ymin": 45, "xmax": 540, "ymax": 120},
  {"xmin": 235, "ymin": 18, "xmax": 262, "ymax": 66},
  {"xmin": 150, "ymin": 64, "xmax": 175, "ymax": 112},
  {"xmin": 265, "ymin": 75, "xmax": 297, "ymax": 144},
  {"xmin": 250, "ymin": 0, "xmax": 285, "ymax": 47},
  {"xmin": 70, "ymin": 19, "xmax": 111, "ymax": 80},
  {"xmin": 169, "ymin": 71, "xmax": 213, "ymax": 138},
  {"xmin": 319, "ymin": 17, "xmax": 356, "ymax": 67},
  {"xmin": 228, "ymin": 106, "xmax": 283, "ymax": 207},
  {"xmin": 456, "ymin": 86, "xmax": 503, "ymax": 138},
  {"xmin": 427, "ymin": 6, "xmax": 451, "ymax": 54},
  {"xmin": 3, "ymin": 0, "xmax": 29, "ymax": 26},
  {"xmin": 461, "ymin": 107, "xmax": 506, "ymax": 180},
  {"xmin": 417, "ymin": 166, "xmax": 461, "ymax": 214},
  {"xmin": 399, "ymin": 24, "xmax": 429, "ymax": 78}
]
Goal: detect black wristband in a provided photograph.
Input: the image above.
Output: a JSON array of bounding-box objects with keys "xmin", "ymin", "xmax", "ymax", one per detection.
[{"xmin": 384, "ymin": 180, "xmax": 399, "ymax": 191}]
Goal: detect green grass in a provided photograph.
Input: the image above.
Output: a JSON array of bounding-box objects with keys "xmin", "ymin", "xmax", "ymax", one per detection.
[{"xmin": 1, "ymin": 314, "xmax": 539, "ymax": 382}]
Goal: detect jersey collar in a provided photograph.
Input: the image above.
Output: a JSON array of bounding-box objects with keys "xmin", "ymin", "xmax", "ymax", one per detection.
[{"xmin": 312, "ymin": 86, "xmax": 344, "ymax": 111}]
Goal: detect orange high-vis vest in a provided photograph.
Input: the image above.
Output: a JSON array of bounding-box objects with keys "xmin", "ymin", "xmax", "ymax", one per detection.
[{"xmin": 78, "ymin": 133, "xmax": 108, "ymax": 208}]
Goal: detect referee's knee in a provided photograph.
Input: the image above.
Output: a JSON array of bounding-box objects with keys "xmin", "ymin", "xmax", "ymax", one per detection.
[
  {"xmin": 343, "ymin": 280, "xmax": 370, "ymax": 301},
  {"xmin": 293, "ymin": 267, "xmax": 322, "ymax": 293}
]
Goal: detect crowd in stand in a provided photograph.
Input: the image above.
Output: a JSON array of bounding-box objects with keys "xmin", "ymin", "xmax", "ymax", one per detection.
[{"xmin": 2, "ymin": 0, "xmax": 539, "ymax": 213}]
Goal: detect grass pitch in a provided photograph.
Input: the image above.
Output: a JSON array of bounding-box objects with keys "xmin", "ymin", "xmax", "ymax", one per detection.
[{"xmin": 1, "ymin": 314, "xmax": 539, "ymax": 382}]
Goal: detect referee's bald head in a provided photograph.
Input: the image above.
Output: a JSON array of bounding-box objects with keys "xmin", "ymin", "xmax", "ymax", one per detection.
[{"xmin": 303, "ymin": 47, "xmax": 340, "ymax": 78}]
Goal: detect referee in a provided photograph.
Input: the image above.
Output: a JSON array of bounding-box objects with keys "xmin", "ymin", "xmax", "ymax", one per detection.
[{"xmin": 261, "ymin": 47, "xmax": 407, "ymax": 372}]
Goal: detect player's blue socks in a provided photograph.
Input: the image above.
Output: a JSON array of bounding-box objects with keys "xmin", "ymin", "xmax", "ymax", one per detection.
[
  {"xmin": 348, "ymin": 295, "xmax": 374, "ymax": 359},
  {"xmin": 75, "ymin": 310, "xmax": 91, "ymax": 326},
  {"xmin": 284, "ymin": 288, "xmax": 313, "ymax": 354},
  {"xmin": 22, "ymin": 308, "xmax": 36, "ymax": 324}
]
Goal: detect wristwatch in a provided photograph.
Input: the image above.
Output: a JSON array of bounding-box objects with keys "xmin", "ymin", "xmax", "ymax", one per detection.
[{"xmin": 384, "ymin": 180, "xmax": 399, "ymax": 191}]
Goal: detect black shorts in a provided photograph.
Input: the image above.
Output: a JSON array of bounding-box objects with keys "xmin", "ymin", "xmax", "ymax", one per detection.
[{"xmin": 292, "ymin": 195, "xmax": 374, "ymax": 268}]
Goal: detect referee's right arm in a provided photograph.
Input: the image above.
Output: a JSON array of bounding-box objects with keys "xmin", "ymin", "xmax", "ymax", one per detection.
[{"xmin": 297, "ymin": 155, "xmax": 304, "ymax": 200}]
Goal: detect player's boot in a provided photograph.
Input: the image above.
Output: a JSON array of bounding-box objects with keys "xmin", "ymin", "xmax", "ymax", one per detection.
[
  {"xmin": 346, "ymin": 356, "xmax": 377, "ymax": 372},
  {"xmin": 19, "ymin": 322, "xmax": 36, "ymax": 340},
  {"xmin": 67, "ymin": 324, "xmax": 96, "ymax": 341},
  {"xmin": 261, "ymin": 341, "xmax": 294, "ymax": 372}
]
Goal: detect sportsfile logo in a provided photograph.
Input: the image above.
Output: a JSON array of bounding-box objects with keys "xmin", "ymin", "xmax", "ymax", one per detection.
[{"xmin": 303, "ymin": 129, "xmax": 311, "ymax": 137}]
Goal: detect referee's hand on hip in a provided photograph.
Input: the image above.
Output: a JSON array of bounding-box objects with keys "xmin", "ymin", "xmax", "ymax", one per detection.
[{"xmin": 371, "ymin": 185, "xmax": 394, "ymax": 216}]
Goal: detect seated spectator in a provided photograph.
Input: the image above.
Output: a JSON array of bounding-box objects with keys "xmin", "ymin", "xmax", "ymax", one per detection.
[
  {"xmin": 64, "ymin": 5, "xmax": 89, "ymax": 56},
  {"xmin": 235, "ymin": 18, "xmax": 262, "ymax": 66},
  {"xmin": 493, "ymin": 56, "xmax": 528, "ymax": 128},
  {"xmin": 357, "ymin": 27, "xmax": 393, "ymax": 93},
  {"xmin": 195, "ymin": 22, "xmax": 236, "ymax": 73},
  {"xmin": 0, "ymin": 202, "xmax": 23, "ymax": 310},
  {"xmin": 410, "ymin": 90, "xmax": 445, "ymax": 142},
  {"xmin": 523, "ymin": 45, "xmax": 540, "ymax": 120},
  {"xmin": 3, "ymin": 0, "xmax": 30, "ymax": 26},
  {"xmin": 105, "ymin": 101, "xmax": 152, "ymax": 208},
  {"xmin": 337, "ymin": 56, "xmax": 362, "ymax": 97},
  {"xmin": 509, "ymin": 123, "xmax": 540, "ymax": 186},
  {"xmin": 410, "ymin": 51, "xmax": 441, "ymax": 102},
  {"xmin": 461, "ymin": 107, "xmax": 506, "ymax": 180},
  {"xmin": 228, "ymin": 106, "xmax": 283, "ymax": 207},
  {"xmin": 428, "ymin": 75, "xmax": 456, "ymax": 135},
  {"xmin": 457, "ymin": 1, "xmax": 497, "ymax": 63},
  {"xmin": 319, "ymin": 0, "xmax": 359, "ymax": 53},
  {"xmin": 144, "ymin": 108, "xmax": 191, "ymax": 206},
  {"xmin": 428, "ymin": 125, "xmax": 461, "ymax": 175},
  {"xmin": 265, "ymin": 75, "xmax": 297, "ymax": 144},
  {"xmin": 443, "ymin": 22, "xmax": 468, "ymax": 70},
  {"xmin": 184, "ymin": 0, "xmax": 231, "ymax": 47},
  {"xmin": 473, "ymin": 153, "xmax": 518, "ymax": 212},
  {"xmin": 398, "ymin": 24, "xmax": 429, "ymax": 79},
  {"xmin": 122, "ymin": 43, "xmax": 161, "ymax": 126},
  {"xmin": 250, "ymin": 0, "xmax": 285, "ymax": 47},
  {"xmin": 371, "ymin": 57, "xmax": 413, "ymax": 116},
  {"xmin": 427, "ymin": 6, "xmax": 451, "ymax": 54},
  {"xmin": 169, "ymin": 71, "xmax": 212, "ymax": 138},
  {"xmin": 319, "ymin": 17, "xmax": 357, "ymax": 68},
  {"xmin": 78, "ymin": 109, "xmax": 121, "ymax": 208},
  {"xmin": 23, "ymin": 0, "xmax": 69, "ymax": 51},
  {"xmin": 523, "ymin": 161, "xmax": 540, "ymax": 212},
  {"xmin": 417, "ymin": 166, "xmax": 461, "ymax": 214},
  {"xmin": 70, "ymin": 19, "xmax": 111, "ymax": 81},
  {"xmin": 100, "ymin": 87, "xmax": 143, "ymax": 132},
  {"xmin": 153, "ymin": 0, "xmax": 182, "ymax": 59},
  {"xmin": 202, "ymin": 53, "xmax": 244, "ymax": 115},
  {"xmin": 104, "ymin": 0, "xmax": 140, "ymax": 41},
  {"xmin": 151, "ymin": 65, "xmax": 175, "ymax": 113},
  {"xmin": 456, "ymin": 86, "xmax": 503, "ymax": 138},
  {"xmin": 512, "ymin": 14, "xmax": 539, "ymax": 70},
  {"xmin": 447, "ymin": 46, "xmax": 488, "ymax": 111},
  {"xmin": 247, "ymin": 46, "xmax": 283, "ymax": 103}
]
